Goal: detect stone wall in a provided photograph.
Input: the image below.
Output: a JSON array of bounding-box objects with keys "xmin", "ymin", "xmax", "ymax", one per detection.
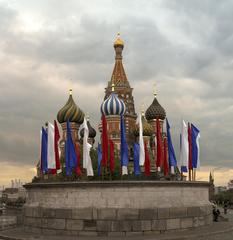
[{"xmin": 23, "ymin": 181, "xmax": 212, "ymax": 236}]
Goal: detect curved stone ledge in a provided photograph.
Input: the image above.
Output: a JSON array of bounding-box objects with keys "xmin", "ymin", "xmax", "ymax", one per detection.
[
  {"xmin": 24, "ymin": 180, "xmax": 210, "ymax": 189},
  {"xmin": 23, "ymin": 181, "xmax": 212, "ymax": 236}
]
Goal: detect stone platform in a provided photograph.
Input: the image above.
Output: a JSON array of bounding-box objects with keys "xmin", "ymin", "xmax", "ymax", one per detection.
[{"xmin": 23, "ymin": 181, "xmax": 212, "ymax": 236}]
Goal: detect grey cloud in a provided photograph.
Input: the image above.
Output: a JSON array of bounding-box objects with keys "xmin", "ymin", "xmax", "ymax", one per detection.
[{"xmin": 0, "ymin": 0, "xmax": 233, "ymax": 179}]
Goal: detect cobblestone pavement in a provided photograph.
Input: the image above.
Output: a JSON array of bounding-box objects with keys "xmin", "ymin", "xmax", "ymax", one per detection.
[{"xmin": 1, "ymin": 209, "xmax": 233, "ymax": 240}]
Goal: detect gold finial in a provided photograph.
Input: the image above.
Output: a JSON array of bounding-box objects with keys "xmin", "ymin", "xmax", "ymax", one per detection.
[
  {"xmin": 153, "ymin": 83, "xmax": 157, "ymax": 97},
  {"xmin": 111, "ymin": 83, "xmax": 115, "ymax": 92},
  {"xmin": 114, "ymin": 32, "xmax": 124, "ymax": 46},
  {"xmin": 141, "ymin": 103, "xmax": 145, "ymax": 116},
  {"xmin": 69, "ymin": 89, "xmax": 72, "ymax": 95}
]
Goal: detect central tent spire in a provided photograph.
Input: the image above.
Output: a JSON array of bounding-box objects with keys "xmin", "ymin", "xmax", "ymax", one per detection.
[
  {"xmin": 111, "ymin": 33, "xmax": 128, "ymax": 86},
  {"xmin": 102, "ymin": 33, "xmax": 137, "ymax": 149}
]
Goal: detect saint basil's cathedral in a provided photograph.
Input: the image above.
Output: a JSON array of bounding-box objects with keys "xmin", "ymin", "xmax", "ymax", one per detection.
[{"xmin": 56, "ymin": 34, "xmax": 166, "ymax": 163}]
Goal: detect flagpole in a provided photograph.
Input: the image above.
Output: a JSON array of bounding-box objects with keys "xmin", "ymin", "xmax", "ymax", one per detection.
[
  {"xmin": 193, "ymin": 169, "xmax": 196, "ymax": 181},
  {"xmin": 189, "ymin": 169, "xmax": 191, "ymax": 181}
]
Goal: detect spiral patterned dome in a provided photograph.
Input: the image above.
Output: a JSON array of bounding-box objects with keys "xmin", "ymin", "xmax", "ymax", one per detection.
[
  {"xmin": 145, "ymin": 97, "xmax": 166, "ymax": 121},
  {"xmin": 101, "ymin": 93, "xmax": 126, "ymax": 116},
  {"xmin": 80, "ymin": 118, "xmax": 96, "ymax": 139},
  {"xmin": 57, "ymin": 90, "xmax": 84, "ymax": 124},
  {"xmin": 134, "ymin": 114, "xmax": 154, "ymax": 137}
]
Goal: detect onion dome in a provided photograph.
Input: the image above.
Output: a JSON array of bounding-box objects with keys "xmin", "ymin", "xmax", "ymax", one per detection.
[
  {"xmin": 80, "ymin": 116, "xmax": 96, "ymax": 139},
  {"xmin": 114, "ymin": 33, "xmax": 124, "ymax": 48},
  {"xmin": 57, "ymin": 89, "xmax": 84, "ymax": 124},
  {"xmin": 134, "ymin": 114, "xmax": 154, "ymax": 137},
  {"xmin": 101, "ymin": 84, "xmax": 126, "ymax": 116},
  {"xmin": 145, "ymin": 86, "xmax": 166, "ymax": 121}
]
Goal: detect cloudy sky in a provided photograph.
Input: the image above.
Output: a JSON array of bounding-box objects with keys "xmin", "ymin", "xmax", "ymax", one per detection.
[{"xmin": 0, "ymin": 0, "xmax": 233, "ymax": 187}]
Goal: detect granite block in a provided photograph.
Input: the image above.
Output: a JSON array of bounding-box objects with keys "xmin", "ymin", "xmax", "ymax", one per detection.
[
  {"xmin": 139, "ymin": 208, "xmax": 157, "ymax": 220},
  {"xmin": 66, "ymin": 219, "xmax": 83, "ymax": 231}
]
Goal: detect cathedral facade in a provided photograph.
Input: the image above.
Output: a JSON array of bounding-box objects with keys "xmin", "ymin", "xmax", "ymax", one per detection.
[{"xmin": 56, "ymin": 34, "xmax": 167, "ymax": 159}]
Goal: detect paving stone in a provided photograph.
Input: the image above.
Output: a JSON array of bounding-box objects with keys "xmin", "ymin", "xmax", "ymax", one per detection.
[
  {"xmin": 206, "ymin": 205, "xmax": 212, "ymax": 214},
  {"xmin": 125, "ymin": 231, "xmax": 143, "ymax": 236},
  {"xmin": 42, "ymin": 208, "xmax": 56, "ymax": 218},
  {"xmin": 205, "ymin": 214, "xmax": 213, "ymax": 225},
  {"xmin": 16, "ymin": 215, "xmax": 23, "ymax": 225},
  {"xmin": 47, "ymin": 219, "xmax": 66, "ymax": 230},
  {"xmin": 24, "ymin": 217, "xmax": 41, "ymax": 227},
  {"xmin": 62, "ymin": 230, "xmax": 78, "ymax": 236},
  {"xmin": 97, "ymin": 231, "xmax": 108, "ymax": 236},
  {"xmin": 132, "ymin": 220, "xmax": 151, "ymax": 231},
  {"xmin": 151, "ymin": 219, "xmax": 166, "ymax": 231},
  {"xmin": 72, "ymin": 208, "xmax": 92, "ymax": 220},
  {"xmin": 143, "ymin": 230, "xmax": 158, "ymax": 235},
  {"xmin": 117, "ymin": 208, "xmax": 139, "ymax": 220},
  {"xmin": 198, "ymin": 216, "xmax": 205, "ymax": 226},
  {"xmin": 54, "ymin": 229, "xmax": 67, "ymax": 236},
  {"xmin": 139, "ymin": 208, "xmax": 158, "ymax": 220},
  {"xmin": 187, "ymin": 207, "xmax": 200, "ymax": 217},
  {"xmin": 181, "ymin": 217, "xmax": 193, "ymax": 228},
  {"xmin": 42, "ymin": 228, "xmax": 57, "ymax": 235},
  {"xmin": 25, "ymin": 207, "xmax": 42, "ymax": 218},
  {"xmin": 97, "ymin": 209, "xmax": 116, "ymax": 220},
  {"xmin": 24, "ymin": 208, "xmax": 33, "ymax": 217},
  {"xmin": 93, "ymin": 208, "xmax": 98, "ymax": 220},
  {"xmin": 96, "ymin": 220, "xmax": 112, "ymax": 232},
  {"xmin": 166, "ymin": 218, "xmax": 181, "ymax": 230},
  {"xmin": 55, "ymin": 209, "xmax": 72, "ymax": 219},
  {"xmin": 193, "ymin": 217, "xmax": 199, "ymax": 227},
  {"xmin": 79, "ymin": 231, "xmax": 98, "ymax": 236},
  {"xmin": 111, "ymin": 220, "xmax": 132, "ymax": 232},
  {"xmin": 66, "ymin": 219, "xmax": 83, "ymax": 231},
  {"xmin": 199, "ymin": 206, "xmax": 208, "ymax": 216},
  {"xmin": 32, "ymin": 207, "xmax": 42, "ymax": 218},
  {"xmin": 28, "ymin": 227, "xmax": 42, "ymax": 234},
  {"xmin": 142, "ymin": 220, "xmax": 152, "ymax": 231},
  {"xmin": 83, "ymin": 220, "xmax": 97, "ymax": 231},
  {"xmin": 108, "ymin": 231, "xmax": 126, "ymax": 237},
  {"xmin": 158, "ymin": 208, "xmax": 170, "ymax": 219},
  {"xmin": 41, "ymin": 218, "xmax": 48, "ymax": 228},
  {"xmin": 121, "ymin": 221, "xmax": 133, "ymax": 232},
  {"xmin": 169, "ymin": 207, "xmax": 187, "ymax": 218}
]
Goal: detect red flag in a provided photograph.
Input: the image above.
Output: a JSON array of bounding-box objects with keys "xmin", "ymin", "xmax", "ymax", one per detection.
[
  {"xmin": 144, "ymin": 141, "xmax": 151, "ymax": 176},
  {"xmin": 109, "ymin": 139, "xmax": 115, "ymax": 174},
  {"xmin": 156, "ymin": 118, "xmax": 163, "ymax": 168},
  {"xmin": 188, "ymin": 123, "xmax": 192, "ymax": 170},
  {"xmin": 163, "ymin": 138, "xmax": 169, "ymax": 176},
  {"xmin": 101, "ymin": 115, "xmax": 108, "ymax": 167},
  {"xmin": 75, "ymin": 142, "xmax": 82, "ymax": 176}
]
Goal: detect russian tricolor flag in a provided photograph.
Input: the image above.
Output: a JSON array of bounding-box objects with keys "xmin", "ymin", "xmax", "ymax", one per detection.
[{"xmin": 191, "ymin": 124, "xmax": 200, "ymax": 169}]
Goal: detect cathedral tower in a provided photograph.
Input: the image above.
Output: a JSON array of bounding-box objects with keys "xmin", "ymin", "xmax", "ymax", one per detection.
[{"xmin": 104, "ymin": 34, "xmax": 137, "ymax": 149}]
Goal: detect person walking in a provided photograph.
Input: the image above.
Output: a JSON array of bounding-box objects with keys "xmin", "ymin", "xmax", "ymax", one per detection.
[{"xmin": 224, "ymin": 203, "xmax": 228, "ymax": 215}]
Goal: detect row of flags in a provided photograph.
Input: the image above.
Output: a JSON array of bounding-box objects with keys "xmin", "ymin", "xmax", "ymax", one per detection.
[{"xmin": 40, "ymin": 116, "xmax": 200, "ymax": 178}]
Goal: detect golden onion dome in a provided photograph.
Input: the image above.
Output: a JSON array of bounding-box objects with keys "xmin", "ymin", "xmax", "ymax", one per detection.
[
  {"xmin": 114, "ymin": 33, "xmax": 124, "ymax": 47},
  {"xmin": 57, "ymin": 89, "xmax": 84, "ymax": 124},
  {"xmin": 134, "ymin": 114, "xmax": 154, "ymax": 137}
]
